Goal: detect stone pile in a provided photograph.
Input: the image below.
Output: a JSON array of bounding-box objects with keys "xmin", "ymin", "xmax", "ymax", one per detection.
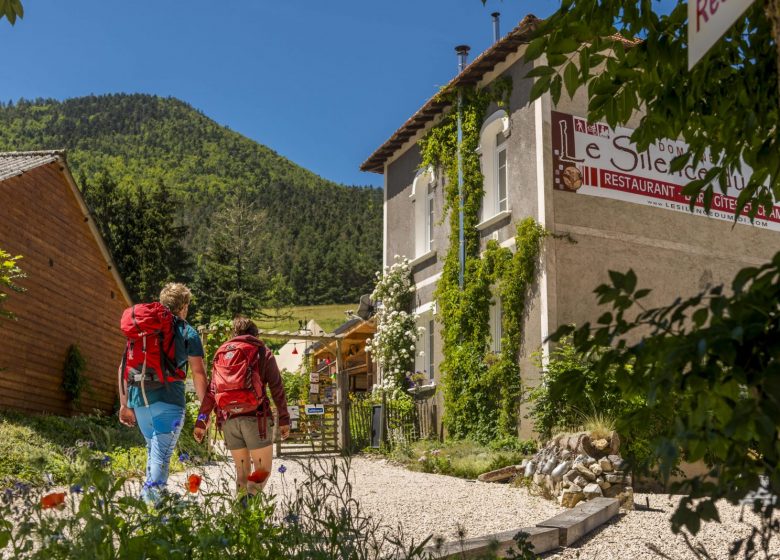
[{"xmin": 520, "ymin": 431, "xmax": 634, "ymax": 510}]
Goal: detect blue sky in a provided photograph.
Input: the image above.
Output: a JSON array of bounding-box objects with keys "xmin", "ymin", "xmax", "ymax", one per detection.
[{"xmin": 1, "ymin": 1, "xmax": 561, "ymax": 187}]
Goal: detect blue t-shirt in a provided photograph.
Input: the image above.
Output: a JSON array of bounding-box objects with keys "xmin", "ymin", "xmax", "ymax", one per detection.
[{"xmin": 128, "ymin": 319, "xmax": 204, "ymax": 409}]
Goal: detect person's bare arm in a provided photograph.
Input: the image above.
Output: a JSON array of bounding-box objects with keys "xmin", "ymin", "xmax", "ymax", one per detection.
[
  {"xmin": 117, "ymin": 364, "xmax": 136, "ymax": 427},
  {"xmin": 189, "ymin": 356, "xmax": 207, "ymax": 402}
]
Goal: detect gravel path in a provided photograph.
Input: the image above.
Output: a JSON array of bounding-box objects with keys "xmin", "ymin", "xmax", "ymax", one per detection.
[
  {"xmin": 542, "ymin": 493, "xmax": 780, "ymax": 560},
  {"xmin": 170, "ymin": 454, "xmax": 779, "ymax": 559}
]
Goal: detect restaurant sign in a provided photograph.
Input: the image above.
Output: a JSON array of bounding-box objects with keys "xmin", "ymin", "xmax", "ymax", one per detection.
[{"xmin": 551, "ymin": 110, "xmax": 780, "ymax": 232}]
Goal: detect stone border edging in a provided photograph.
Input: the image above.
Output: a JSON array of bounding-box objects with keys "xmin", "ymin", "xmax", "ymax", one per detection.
[{"xmin": 427, "ymin": 497, "xmax": 620, "ymax": 558}]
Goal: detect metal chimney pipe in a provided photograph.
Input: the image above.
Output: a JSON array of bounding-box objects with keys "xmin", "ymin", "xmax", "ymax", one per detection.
[
  {"xmin": 491, "ymin": 12, "xmax": 501, "ymax": 43},
  {"xmin": 455, "ymin": 45, "xmax": 470, "ymax": 74}
]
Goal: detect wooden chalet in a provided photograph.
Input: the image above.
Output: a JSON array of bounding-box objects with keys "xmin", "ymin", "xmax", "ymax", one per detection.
[
  {"xmin": 0, "ymin": 151, "xmax": 131, "ymax": 415},
  {"xmin": 308, "ymin": 317, "xmax": 376, "ymax": 393}
]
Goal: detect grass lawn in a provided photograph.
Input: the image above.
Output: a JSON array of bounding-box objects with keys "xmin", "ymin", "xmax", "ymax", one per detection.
[
  {"xmin": 0, "ymin": 399, "xmax": 214, "ymax": 487},
  {"xmin": 255, "ymin": 302, "xmax": 356, "ymax": 334},
  {"xmin": 388, "ymin": 439, "xmax": 537, "ymax": 480}
]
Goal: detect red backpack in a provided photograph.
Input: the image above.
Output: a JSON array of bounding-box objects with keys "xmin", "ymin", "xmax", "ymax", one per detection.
[
  {"xmin": 211, "ymin": 336, "xmax": 266, "ymax": 416},
  {"xmin": 119, "ymin": 303, "xmax": 185, "ymax": 403}
]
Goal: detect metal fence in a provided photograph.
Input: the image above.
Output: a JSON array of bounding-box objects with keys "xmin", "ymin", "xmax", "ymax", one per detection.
[{"xmin": 348, "ymin": 393, "xmax": 438, "ymax": 452}]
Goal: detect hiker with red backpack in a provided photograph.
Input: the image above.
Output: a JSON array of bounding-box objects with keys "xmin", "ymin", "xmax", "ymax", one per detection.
[
  {"xmin": 118, "ymin": 283, "xmax": 208, "ymax": 502},
  {"xmin": 193, "ymin": 316, "xmax": 290, "ymax": 495}
]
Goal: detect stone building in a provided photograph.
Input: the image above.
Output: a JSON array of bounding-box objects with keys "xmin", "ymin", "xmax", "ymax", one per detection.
[{"xmin": 360, "ymin": 15, "xmax": 780, "ymax": 438}]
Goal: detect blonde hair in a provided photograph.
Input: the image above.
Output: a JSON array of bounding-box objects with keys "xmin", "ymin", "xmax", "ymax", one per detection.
[
  {"xmin": 159, "ymin": 282, "xmax": 192, "ymax": 314},
  {"xmin": 232, "ymin": 315, "xmax": 259, "ymax": 337}
]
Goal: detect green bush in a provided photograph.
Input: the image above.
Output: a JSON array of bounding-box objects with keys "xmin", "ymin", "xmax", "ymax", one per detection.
[
  {"xmin": 282, "ymin": 369, "xmax": 308, "ymax": 405},
  {"xmin": 528, "ymin": 338, "xmax": 664, "ymax": 472}
]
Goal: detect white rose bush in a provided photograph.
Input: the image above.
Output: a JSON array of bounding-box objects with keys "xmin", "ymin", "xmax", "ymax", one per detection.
[{"xmin": 366, "ymin": 256, "xmax": 425, "ymax": 393}]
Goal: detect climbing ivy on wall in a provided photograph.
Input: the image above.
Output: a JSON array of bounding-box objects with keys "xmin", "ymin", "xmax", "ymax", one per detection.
[{"xmin": 418, "ymin": 79, "xmax": 547, "ymax": 443}]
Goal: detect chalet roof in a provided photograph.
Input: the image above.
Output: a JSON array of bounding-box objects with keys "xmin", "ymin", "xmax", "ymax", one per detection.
[
  {"xmin": 360, "ymin": 14, "xmax": 541, "ymax": 174},
  {"xmin": 0, "ymin": 150, "xmax": 65, "ymax": 181},
  {"xmin": 0, "ymin": 150, "xmax": 133, "ymax": 305}
]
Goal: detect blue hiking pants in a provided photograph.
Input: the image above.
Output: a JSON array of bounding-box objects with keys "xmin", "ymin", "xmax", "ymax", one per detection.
[{"xmin": 134, "ymin": 401, "xmax": 185, "ymax": 502}]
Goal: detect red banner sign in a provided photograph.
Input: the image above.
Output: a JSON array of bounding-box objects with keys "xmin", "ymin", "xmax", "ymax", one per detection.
[{"xmin": 551, "ymin": 110, "xmax": 780, "ymax": 231}]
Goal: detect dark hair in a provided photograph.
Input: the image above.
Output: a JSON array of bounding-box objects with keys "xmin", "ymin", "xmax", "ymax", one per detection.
[{"xmin": 232, "ymin": 315, "xmax": 258, "ymax": 337}]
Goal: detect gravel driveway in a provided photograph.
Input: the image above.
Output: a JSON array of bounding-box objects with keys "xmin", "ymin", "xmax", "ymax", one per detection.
[{"xmin": 173, "ymin": 454, "xmax": 779, "ymax": 559}]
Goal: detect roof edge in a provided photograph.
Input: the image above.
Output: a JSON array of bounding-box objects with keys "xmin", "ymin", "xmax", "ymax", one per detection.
[{"xmin": 360, "ymin": 14, "xmax": 541, "ymax": 174}]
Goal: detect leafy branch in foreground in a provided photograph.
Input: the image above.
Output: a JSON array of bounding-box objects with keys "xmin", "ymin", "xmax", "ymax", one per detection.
[
  {"xmin": 0, "ymin": 249, "xmax": 25, "ymax": 320},
  {"xmin": 0, "ymin": 0, "xmax": 23, "ymax": 25},
  {"xmin": 551, "ymin": 252, "xmax": 780, "ymax": 538},
  {"xmin": 521, "ymin": 0, "xmax": 779, "ymax": 220}
]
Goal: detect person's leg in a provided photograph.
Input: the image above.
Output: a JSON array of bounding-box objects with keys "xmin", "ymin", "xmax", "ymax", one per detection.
[
  {"xmin": 133, "ymin": 406, "xmax": 157, "ymax": 502},
  {"xmin": 249, "ymin": 445, "xmax": 273, "ymax": 492},
  {"xmin": 229, "ymin": 448, "xmax": 251, "ymax": 494},
  {"xmin": 135, "ymin": 401, "xmax": 185, "ymax": 501}
]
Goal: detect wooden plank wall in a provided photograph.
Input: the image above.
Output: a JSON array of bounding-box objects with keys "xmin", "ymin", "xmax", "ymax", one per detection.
[{"xmin": 0, "ymin": 162, "xmax": 130, "ymax": 415}]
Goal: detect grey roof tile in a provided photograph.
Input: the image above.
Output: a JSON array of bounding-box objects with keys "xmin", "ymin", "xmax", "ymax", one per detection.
[{"xmin": 0, "ymin": 150, "xmax": 65, "ymax": 182}]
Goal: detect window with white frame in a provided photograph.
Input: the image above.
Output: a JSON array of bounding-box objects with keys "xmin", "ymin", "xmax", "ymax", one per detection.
[
  {"xmin": 414, "ymin": 312, "xmax": 436, "ymax": 381},
  {"xmin": 427, "ymin": 183, "xmax": 435, "ymax": 252},
  {"xmin": 496, "ymin": 133, "xmax": 508, "ymax": 213},
  {"xmin": 489, "ymin": 294, "xmax": 503, "ymax": 353},
  {"xmin": 478, "ymin": 110, "xmax": 511, "ymax": 225},
  {"xmin": 411, "ymin": 167, "xmax": 435, "ymax": 258}
]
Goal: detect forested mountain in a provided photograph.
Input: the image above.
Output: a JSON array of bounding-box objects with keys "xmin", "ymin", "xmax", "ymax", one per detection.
[{"xmin": 0, "ymin": 94, "xmax": 382, "ymax": 318}]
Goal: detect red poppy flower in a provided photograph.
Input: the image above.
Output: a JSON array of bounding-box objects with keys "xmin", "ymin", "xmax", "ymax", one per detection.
[
  {"xmin": 247, "ymin": 469, "xmax": 270, "ymax": 484},
  {"xmin": 41, "ymin": 492, "xmax": 66, "ymax": 509},
  {"xmin": 187, "ymin": 473, "xmax": 203, "ymax": 493}
]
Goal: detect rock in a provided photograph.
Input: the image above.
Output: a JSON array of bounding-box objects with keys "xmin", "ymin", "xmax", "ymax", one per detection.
[
  {"xmin": 561, "ymin": 479, "xmax": 571, "ymax": 488},
  {"xmin": 583, "ymin": 483, "xmax": 603, "ymax": 498},
  {"xmin": 589, "ymin": 464, "xmax": 603, "ymax": 477},
  {"xmin": 568, "ymin": 434, "xmax": 581, "ymax": 451},
  {"xmin": 575, "ymin": 463, "xmax": 597, "ymax": 482},
  {"xmin": 610, "ymin": 431, "xmax": 621, "ymax": 455},
  {"xmin": 574, "ymin": 475, "xmax": 588, "ymax": 488},
  {"xmin": 618, "ymin": 487, "xmax": 634, "ymax": 510},
  {"xmin": 533, "ymin": 473, "xmax": 546, "ymax": 486},
  {"xmin": 524, "ymin": 461, "xmax": 536, "ymax": 478},
  {"xmin": 592, "ymin": 438, "xmax": 609, "ymax": 451},
  {"xmin": 541, "ymin": 458, "xmax": 557, "ymax": 475},
  {"xmin": 608, "ymin": 455, "xmax": 626, "ymax": 471},
  {"xmin": 561, "ymin": 489, "xmax": 584, "ymax": 508},
  {"xmin": 605, "ymin": 473, "xmax": 624, "ymax": 484},
  {"xmin": 564, "ymin": 469, "xmax": 578, "ymax": 483},
  {"xmin": 598, "ymin": 480, "xmax": 611, "ymax": 490},
  {"xmin": 583, "ymin": 456, "xmax": 597, "ymax": 467},
  {"xmin": 604, "ymin": 484, "xmax": 624, "ymax": 498},
  {"xmin": 561, "ymin": 450, "xmax": 572, "ymax": 461},
  {"xmin": 477, "ymin": 464, "xmax": 519, "ymax": 483},
  {"xmin": 598, "ymin": 457, "xmax": 613, "ymax": 472},
  {"xmin": 551, "ymin": 461, "xmax": 571, "ymax": 480},
  {"xmin": 624, "ymin": 474, "xmax": 633, "ymax": 486},
  {"xmin": 568, "ymin": 483, "xmax": 582, "ymax": 493}
]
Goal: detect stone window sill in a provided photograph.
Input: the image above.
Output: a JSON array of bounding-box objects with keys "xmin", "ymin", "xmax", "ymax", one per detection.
[
  {"xmin": 410, "ymin": 249, "xmax": 436, "ymax": 267},
  {"xmin": 476, "ymin": 210, "xmax": 512, "ymax": 231}
]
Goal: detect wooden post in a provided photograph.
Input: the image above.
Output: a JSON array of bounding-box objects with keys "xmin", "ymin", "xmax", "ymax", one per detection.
[{"xmin": 336, "ymin": 341, "xmax": 350, "ymax": 453}]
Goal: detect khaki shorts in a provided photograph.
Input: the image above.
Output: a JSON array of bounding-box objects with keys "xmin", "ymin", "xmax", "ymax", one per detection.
[{"xmin": 222, "ymin": 416, "xmax": 272, "ymax": 451}]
